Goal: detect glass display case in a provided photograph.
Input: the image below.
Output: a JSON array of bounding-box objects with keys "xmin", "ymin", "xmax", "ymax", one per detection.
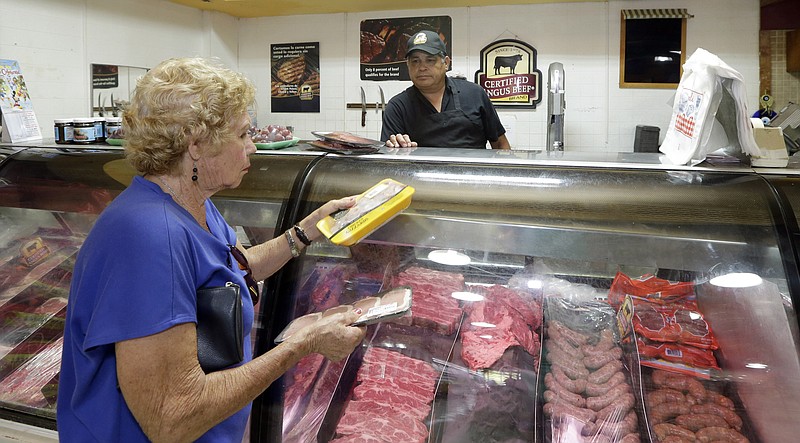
[
  {"xmin": 251, "ymin": 151, "xmax": 800, "ymax": 443},
  {"xmin": 0, "ymin": 144, "xmax": 321, "ymax": 435},
  {"xmin": 2, "ymin": 144, "xmax": 800, "ymax": 443}
]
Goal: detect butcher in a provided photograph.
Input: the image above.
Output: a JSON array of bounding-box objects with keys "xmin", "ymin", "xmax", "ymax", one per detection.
[{"xmin": 381, "ymin": 30, "xmax": 510, "ymax": 150}]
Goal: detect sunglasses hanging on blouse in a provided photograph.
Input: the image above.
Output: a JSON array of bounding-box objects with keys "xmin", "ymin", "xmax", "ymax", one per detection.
[{"xmin": 227, "ymin": 244, "xmax": 260, "ymax": 305}]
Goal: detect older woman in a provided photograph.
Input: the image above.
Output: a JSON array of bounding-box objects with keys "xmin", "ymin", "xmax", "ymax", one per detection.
[{"xmin": 57, "ymin": 57, "xmax": 366, "ymax": 442}]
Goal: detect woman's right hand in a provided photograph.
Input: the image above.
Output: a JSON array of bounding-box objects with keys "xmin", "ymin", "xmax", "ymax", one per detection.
[{"xmin": 287, "ymin": 308, "xmax": 366, "ymax": 361}]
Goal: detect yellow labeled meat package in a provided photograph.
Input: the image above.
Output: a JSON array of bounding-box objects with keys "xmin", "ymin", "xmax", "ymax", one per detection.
[{"xmin": 316, "ymin": 178, "xmax": 414, "ymax": 246}]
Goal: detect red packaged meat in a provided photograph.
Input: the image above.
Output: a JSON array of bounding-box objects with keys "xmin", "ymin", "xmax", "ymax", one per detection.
[
  {"xmin": 608, "ymin": 272, "xmax": 695, "ymax": 308},
  {"xmin": 630, "ymin": 298, "xmax": 719, "ymax": 350},
  {"xmin": 637, "ymin": 337, "xmax": 720, "ymax": 371}
]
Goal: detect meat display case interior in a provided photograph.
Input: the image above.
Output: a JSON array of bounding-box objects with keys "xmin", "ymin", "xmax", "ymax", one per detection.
[
  {"xmin": 252, "ymin": 153, "xmax": 800, "ymax": 443},
  {"xmin": 6, "ymin": 145, "xmax": 800, "ymax": 441}
]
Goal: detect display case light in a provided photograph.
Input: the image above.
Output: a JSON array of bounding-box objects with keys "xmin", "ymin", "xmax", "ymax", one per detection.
[
  {"xmin": 709, "ymin": 272, "xmax": 762, "ymax": 288},
  {"xmin": 470, "ymin": 321, "xmax": 496, "ymax": 328},
  {"xmin": 451, "ymin": 291, "xmax": 484, "ymax": 302},
  {"xmin": 427, "ymin": 249, "xmax": 471, "ymax": 266},
  {"xmin": 745, "ymin": 362, "xmax": 768, "ymax": 369}
]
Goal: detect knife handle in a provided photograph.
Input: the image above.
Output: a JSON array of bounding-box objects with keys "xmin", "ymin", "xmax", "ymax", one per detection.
[{"xmin": 361, "ymin": 111, "xmax": 366, "ymax": 127}]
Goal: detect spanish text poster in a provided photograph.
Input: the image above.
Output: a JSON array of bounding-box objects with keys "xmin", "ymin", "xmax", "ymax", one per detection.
[
  {"xmin": 0, "ymin": 59, "xmax": 42, "ymax": 143},
  {"xmin": 92, "ymin": 64, "xmax": 119, "ymax": 89},
  {"xmin": 360, "ymin": 16, "xmax": 452, "ymax": 81},
  {"xmin": 271, "ymin": 42, "xmax": 320, "ymax": 113}
]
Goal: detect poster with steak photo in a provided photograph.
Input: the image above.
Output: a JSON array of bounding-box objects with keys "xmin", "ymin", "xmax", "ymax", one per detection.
[
  {"xmin": 359, "ymin": 16, "xmax": 452, "ymax": 81},
  {"xmin": 271, "ymin": 42, "xmax": 320, "ymax": 113}
]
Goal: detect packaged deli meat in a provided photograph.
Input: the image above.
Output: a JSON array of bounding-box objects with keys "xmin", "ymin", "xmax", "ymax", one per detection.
[
  {"xmin": 316, "ymin": 178, "xmax": 415, "ymax": 246},
  {"xmin": 607, "ymin": 272, "xmax": 695, "ymax": 309}
]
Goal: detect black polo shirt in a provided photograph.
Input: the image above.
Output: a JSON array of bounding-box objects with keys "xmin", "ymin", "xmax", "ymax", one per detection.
[{"xmin": 380, "ymin": 77, "xmax": 506, "ymax": 148}]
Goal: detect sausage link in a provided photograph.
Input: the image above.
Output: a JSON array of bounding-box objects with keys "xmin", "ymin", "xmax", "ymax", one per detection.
[
  {"xmin": 695, "ymin": 426, "xmax": 749, "ymax": 443},
  {"xmin": 690, "ymin": 402, "xmax": 743, "ymax": 430},
  {"xmin": 581, "ymin": 328, "xmax": 616, "ymax": 355},
  {"xmin": 551, "ymin": 366, "xmax": 587, "ymax": 394},
  {"xmin": 705, "ymin": 390, "xmax": 736, "ymax": 409},
  {"xmin": 582, "ymin": 409, "xmax": 638, "ymax": 438},
  {"xmin": 543, "ymin": 401, "xmax": 596, "ymax": 423},
  {"xmin": 651, "ymin": 370, "xmax": 707, "ymax": 401},
  {"xmin": 647, "ymin": 388, "xmax": 685, "ymax": 407},
  {"xmin": 653, "ymin": 423, "xmax": 696, "ymax": 441},
  {"xmin": 547, "ymin": 351, "xmax": 591, "ymax": 380},
  {"xmin": 674, "ymin": 413, "xmax": 730, "ymax": 432},
  {"xmin": 543, "ymin": 381, "xmax": 586, "ymax": 408},
  {"xmin": 545, "ymin": 337, "xmax": 584, "ymax": 358},
  {"xmin": 585, "ymin": 371, "xmax": 626, "ymax": 397},
  {"xmin": 618, "ymin": 433, "xmax": 641, "ymax": 443},
  {"xmin": 547, "ymin": 320, "xmax": 591, "ymax": 347},
  {"xmin": 595, "ymin": 393, "xmax": 634, "ymax": 422},
  {"xmin": 583, "ymin": 347, "xmax": 623, "ymax": 370},
  {"xmin": 649, "ymin": 401, "xmax": 691, "ymax": 424},
  {"xmin": 587, "ymin": 360, "xmax": 623, "ymax": 385},
  {"xmin": 585, "ymin": 383, "xmax": 631, "ymax": 411}
]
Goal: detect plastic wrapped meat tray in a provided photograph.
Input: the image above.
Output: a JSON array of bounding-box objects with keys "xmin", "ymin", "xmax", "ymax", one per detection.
[
  {"xmin": 320, "ymin": 345, "xmax": 441, "ymax": 443},
  {"xmin": 541, "ymin": 297, "xmax": 644, "ymax": 443},
  {"xmin": 274, "ymin": 286, "xmax": 412, "ymax": 343}
]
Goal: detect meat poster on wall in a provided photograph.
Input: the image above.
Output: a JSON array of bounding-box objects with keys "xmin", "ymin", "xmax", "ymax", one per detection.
[
  {"xmin": 92, "ymin": 64, "xmax": 119, "ymax": 89},
  {"xmin": 271, "ymin": 42, "xmax": 320, "ymax": 113},
  {"xmin": 360, "ymin": 16, "xmax": 451, "ymax": 81},
  {"xmin": 474, "ymin": 39, "xmax": 542, "ymax": 108}
]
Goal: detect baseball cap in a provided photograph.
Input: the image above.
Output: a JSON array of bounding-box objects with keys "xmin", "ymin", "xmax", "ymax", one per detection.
[{"xmin": 406, "ymin": 30, "xmax": 447, "ymax": 57}]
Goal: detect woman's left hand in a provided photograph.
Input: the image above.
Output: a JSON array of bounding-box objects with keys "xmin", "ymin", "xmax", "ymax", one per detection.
[{"xmin": 296, "ymin": 196, "xmax": 357, "ymax": 242}]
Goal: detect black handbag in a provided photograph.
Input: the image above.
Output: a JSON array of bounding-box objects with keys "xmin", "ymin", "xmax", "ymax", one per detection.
[{"xmin": 196, "ymin": 282, "xmax": 244, "ymax": 373}]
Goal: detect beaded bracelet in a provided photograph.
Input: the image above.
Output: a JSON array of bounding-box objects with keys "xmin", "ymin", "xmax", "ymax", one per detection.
[{"xmin": 293, "ymin": 224, "xmax": 312, "ymax": 246}]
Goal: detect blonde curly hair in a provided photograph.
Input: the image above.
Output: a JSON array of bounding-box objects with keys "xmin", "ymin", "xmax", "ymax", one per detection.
[{"xmin": 123, "ymin": 57, "xmax": 256, "ymax": 175}]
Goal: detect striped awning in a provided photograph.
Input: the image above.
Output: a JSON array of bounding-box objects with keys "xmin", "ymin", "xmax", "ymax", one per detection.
[{"xmin": 622, "ymin": 9, "xmax": 693, "ymax": 19}]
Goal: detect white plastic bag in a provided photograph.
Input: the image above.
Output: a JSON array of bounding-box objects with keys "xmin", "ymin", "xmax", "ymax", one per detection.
[{"xmin": 660, "ymin": 48, "xmax": 760, "ymax": 165}]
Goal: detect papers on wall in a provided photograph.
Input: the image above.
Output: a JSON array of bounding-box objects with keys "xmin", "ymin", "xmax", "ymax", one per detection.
[{"xmin": 0, "ymin": 59, "xmax": 42, "ymax": 143}]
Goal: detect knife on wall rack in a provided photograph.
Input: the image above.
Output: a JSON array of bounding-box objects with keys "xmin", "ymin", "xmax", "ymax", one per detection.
[{"xmin": 360, "ymin": 87, "xmax": 366, "ymax": 127}]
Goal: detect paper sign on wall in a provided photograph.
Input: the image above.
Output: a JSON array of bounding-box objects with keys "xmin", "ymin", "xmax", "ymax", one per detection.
[{"xmin": 0, "ymin": 59, "xmax": 42, "ymax": 143}]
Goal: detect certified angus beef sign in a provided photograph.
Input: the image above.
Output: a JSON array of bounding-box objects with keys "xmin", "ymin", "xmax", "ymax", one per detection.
[{"xmin": 474, "ymin": 39, "xmax": 542, "ymax": 108}]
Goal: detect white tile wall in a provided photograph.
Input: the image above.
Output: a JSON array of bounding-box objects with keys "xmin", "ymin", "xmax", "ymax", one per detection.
[
  {"xmin": 4, "ymin": 0, "xmax": 760, "ymax": 152},
  {"xmin": 770, "ymin": 30, "xmax": 800, "ymax": 113}
]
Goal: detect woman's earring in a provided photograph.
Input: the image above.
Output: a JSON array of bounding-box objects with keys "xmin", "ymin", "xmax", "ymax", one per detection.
[{"xmin": 192, "ymin": 162, "xmax": 198, "ymax": 182}]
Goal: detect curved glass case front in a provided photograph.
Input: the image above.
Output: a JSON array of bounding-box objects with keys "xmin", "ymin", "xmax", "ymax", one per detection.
[
  {"xmin": 0, "ymin": 147, "xmax": 318, "ymax": 429},
  {"xmin": 259, "ymin": 154, "xmax": 800, "ymax": 443}
]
